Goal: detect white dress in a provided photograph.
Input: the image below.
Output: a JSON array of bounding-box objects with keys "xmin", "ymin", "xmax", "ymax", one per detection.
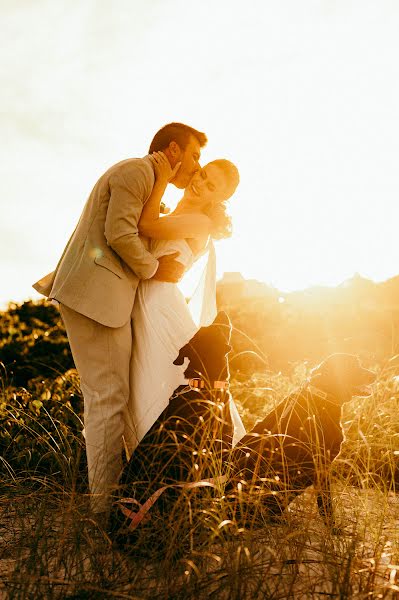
[{"xmin": 124, "ymin": 238, "xmax": 245, "ymax": 455}]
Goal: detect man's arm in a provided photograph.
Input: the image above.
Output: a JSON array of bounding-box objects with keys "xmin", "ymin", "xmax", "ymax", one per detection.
[
  {"xmin": 105, "ymin": 164, "xmax": 184, "ymax": 283},
  {"xmin": 105, "ymin": 166, "xmax": 159, "ymax": 279}
]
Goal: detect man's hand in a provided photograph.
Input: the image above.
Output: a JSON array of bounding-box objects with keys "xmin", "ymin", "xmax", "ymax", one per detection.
[
  {"xmin": 150, "ymin": 152, "xmax": 181, "ymax": 186},
  {"xmin": 152, "ymin": 252, "xmax": 184, "ymax": 283}
]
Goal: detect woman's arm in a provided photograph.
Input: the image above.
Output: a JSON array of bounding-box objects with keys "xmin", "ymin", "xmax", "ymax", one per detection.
[{"xmin": 139, "ymin": 152, "xmax": 212, "ymax": 240}]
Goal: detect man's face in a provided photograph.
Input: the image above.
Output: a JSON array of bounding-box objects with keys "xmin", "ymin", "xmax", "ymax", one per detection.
[{"xmin": 170, "ymin": 135, "xmax": 202, "ymax": 189}]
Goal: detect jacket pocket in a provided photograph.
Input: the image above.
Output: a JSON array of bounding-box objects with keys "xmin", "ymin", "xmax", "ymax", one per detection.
[{"xmin": 94, "ymin": 255, "xmax": 125, "ymax": 279}]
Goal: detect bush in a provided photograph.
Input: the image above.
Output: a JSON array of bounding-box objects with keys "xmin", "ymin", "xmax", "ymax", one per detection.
[{"xmin": 0, "ymin": 300, "xmax": 74, "ymax": 387}]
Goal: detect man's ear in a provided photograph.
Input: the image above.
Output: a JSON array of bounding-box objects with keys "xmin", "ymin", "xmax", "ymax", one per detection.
[{"xmin": 168, "ymin": 140, "xmax": 182, "ymax": 160}]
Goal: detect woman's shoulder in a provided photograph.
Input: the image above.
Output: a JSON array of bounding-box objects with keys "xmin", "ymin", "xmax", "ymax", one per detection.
[{"xmin": 186, "ymin": 235, "xmax": 209, "ymax": 256}]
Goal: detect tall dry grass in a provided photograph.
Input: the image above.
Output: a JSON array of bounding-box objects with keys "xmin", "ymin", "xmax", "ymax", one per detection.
[{"xmin": 1, "ymin": 360, "xmax": 399, "ymax": 599}]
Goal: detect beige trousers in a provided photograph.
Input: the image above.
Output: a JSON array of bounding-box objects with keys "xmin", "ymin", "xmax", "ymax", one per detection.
[{"xmin": 59, "ymin": 303, "xmax": 133, "ymax": 513}]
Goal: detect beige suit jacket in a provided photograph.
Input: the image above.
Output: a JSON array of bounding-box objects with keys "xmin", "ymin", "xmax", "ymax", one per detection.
[{"xmin": 33, "ymin": 156, "xmax": 159, "ymax": 328}]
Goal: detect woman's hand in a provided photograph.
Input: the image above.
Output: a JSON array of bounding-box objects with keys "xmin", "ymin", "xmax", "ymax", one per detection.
[{"xmin": 150, "ymin": 151, "xmax": 181, "ymax": 186}]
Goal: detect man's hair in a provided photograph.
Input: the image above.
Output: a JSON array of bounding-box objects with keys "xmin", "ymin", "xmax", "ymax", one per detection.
[{"xmin": 149, "ymin": 122, "xmax": 207, "ymax": 154}]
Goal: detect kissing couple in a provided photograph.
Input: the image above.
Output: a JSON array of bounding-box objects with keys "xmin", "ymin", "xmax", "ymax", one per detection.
[{"xmin": 33, "ymin": 122, "xmax": 245, "ymax": 518}]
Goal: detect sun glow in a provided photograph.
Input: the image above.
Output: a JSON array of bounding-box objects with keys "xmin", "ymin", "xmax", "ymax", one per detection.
[{"xmin": 1, "ymin": 1, "xmax": 399, "ymax": 306}]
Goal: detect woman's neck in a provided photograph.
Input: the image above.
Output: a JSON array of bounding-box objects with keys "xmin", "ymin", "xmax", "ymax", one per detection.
[{"xmin": 172, "ymin": 199, "xmax": 201, "ymax": 216}]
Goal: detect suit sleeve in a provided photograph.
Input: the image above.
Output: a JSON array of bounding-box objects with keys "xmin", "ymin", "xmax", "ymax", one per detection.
[{"xmin": 105, "ymin": 166, "xmax": 159, "ymax": 280}]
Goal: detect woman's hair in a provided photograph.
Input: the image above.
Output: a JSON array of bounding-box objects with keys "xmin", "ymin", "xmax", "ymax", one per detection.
[
  {"xmin": 149, "ymin": 122, "xmax": 207, "ymax": 154},
  {"xmin": 202, "ymin": 159, "xmax": 240, "ymax": 240}
]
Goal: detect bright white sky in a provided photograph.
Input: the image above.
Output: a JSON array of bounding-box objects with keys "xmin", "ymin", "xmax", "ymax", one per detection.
[{"xmin": 1, "ymin": 0, "xmax": 399, "ymax": 307}]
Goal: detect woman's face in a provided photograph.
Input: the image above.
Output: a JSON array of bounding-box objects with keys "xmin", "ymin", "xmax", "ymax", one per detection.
[{"xmin": 183, "ymin": 164, "xmax": 229, "ymax": 208}]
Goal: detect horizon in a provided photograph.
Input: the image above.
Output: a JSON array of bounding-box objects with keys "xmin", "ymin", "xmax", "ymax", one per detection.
[
  {"xmin": 1, "ymin": 268, "xmax": 396, "ymax": 313},
  {"xmin": 218, "ymin": 269, "xmax": 399, "ymax": 291}
]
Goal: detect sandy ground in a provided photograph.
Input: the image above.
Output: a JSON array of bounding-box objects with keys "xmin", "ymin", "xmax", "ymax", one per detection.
[{"xmin": 1, "ymin": 486, "xmax": 399, "ymax": 599}]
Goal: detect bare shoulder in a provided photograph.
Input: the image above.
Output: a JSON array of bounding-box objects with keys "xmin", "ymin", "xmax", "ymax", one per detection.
[
  {"xmin": 177, "ymin": 212, "xmax": 212, "ymax": 236},
  {"xmin": 186, "ymin": 234, "xmax": 209, "ymax": 255}
]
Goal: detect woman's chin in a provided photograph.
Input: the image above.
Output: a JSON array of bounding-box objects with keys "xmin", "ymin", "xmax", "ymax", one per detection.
[{"xmin": 171, "ymin": 173, "xmax": 189, "ymax": 189}]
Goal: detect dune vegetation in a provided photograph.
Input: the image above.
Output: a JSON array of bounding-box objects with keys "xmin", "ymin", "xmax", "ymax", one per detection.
[{"xmin": 1, "ymin": 295, "xmax": 399, "ymax": 599}]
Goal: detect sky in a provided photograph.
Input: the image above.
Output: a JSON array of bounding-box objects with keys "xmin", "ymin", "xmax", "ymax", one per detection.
[{"xmin": 1, "ymin": 0, "xmax": 399, "ymax": 307}]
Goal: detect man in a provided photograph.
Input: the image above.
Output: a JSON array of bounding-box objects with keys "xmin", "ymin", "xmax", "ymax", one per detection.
[{"xmin": 33, "ymin": 122, "xmax": 207, "ymax": 515}]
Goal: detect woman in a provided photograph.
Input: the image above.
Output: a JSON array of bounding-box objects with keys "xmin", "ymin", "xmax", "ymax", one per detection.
[{"xmin": 123, "ymin": 153, "xmax": 245, "ymax": 455}]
